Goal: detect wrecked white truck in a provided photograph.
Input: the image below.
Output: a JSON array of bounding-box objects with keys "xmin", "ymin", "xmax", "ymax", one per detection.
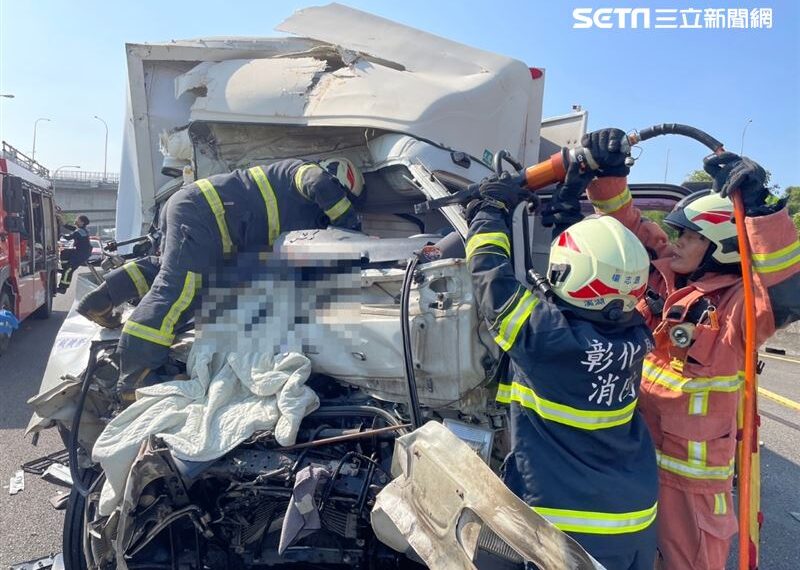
[{"xmin": 26, "ymin": 4, "xmax": 690, "ymax": 570}]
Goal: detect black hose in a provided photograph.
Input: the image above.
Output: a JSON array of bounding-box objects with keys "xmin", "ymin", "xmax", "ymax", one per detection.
[
  {"xmin": 308, "ymin": 406, "xmax": 407, "ymax": 432},
  {"xmin": 400, "ymin": 254, "xmax": 424, "ymax": 429},
  {"xmin": 636, "ymin": 123, "xmax": 724, "ymax": 153},
  {"xmin": 69, "ymin": 340, "xmax": 116, "ymax": 497}
]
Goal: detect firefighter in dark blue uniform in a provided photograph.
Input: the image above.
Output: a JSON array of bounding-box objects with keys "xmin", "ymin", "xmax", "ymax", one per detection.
[
  {"xmin": 466, "ymin": 169, "xmax": 658, "ymax": 569},
  {"xmin": 58, "ymin": 214, "xmax": 92, "ymax": 293},
  {"xmin": 77, "ymin": 158, "xmax": 364, "ymax": 399}
]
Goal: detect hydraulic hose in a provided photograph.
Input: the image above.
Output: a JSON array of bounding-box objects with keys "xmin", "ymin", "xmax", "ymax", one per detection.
[
  {"xmin": 633, "ymin": 123, "xmax": 724, "ymax": 153},
  {"xmin": 400, "ymin": 253, "xmax": 424, "ymax": 429}
]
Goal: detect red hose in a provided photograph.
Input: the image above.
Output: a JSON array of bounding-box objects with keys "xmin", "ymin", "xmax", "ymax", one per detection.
[{"xmin": 732, "ymin": 191, "xmax": 757, "ymax": 570}]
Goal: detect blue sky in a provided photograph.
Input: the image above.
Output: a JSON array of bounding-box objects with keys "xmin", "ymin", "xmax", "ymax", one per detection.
[{"xmin": 1, "ymin": 1, "xmax": 798, "ymax": 189}]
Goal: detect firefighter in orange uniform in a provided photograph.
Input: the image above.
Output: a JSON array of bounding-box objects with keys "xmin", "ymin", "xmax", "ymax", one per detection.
[{"xmin": 583, "ymin": 127, "xmax": 800, "ymax": 569}]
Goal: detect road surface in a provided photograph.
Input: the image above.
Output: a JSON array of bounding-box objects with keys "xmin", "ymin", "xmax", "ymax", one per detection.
[{"xmin": 1, "ymin": 278, "xmax": 799, "ymax": 568}]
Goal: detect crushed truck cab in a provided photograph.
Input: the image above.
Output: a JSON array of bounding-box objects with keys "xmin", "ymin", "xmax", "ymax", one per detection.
[{"xmin": 27, "ymin": 4, "xmax": 619, "ymax": 569}]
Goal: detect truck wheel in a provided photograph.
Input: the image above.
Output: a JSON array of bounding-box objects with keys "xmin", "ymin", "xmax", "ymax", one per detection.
[
  {"xmin": 31, "ymin": 272, "xmax": 54, "ymax": 319},
  {"xmin": 62, "ymin": 468, "xmax": 98, "ymax": 570},
  {"xmin": 0, "ymin": 289, "xmax": 13, "ymax": 356}
]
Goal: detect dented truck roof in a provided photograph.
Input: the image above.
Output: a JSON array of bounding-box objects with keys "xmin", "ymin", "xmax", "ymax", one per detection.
[{"xmin": 117, "ymin": 3, "xmax": 544, "ymax": 241}]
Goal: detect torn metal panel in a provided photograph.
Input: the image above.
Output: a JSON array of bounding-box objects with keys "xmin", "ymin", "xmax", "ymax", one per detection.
[
  {"xmin": 8, "ymin": 553, "xmax": 61, "ymax": 570},
  {"xmin": 42, "ymin": 463, "xmax": 74, "ymax": 488},
  {"xmin": 278, "ymin": 3, "xmax": 513, "ymax": 77},
  {"xmin": 181, "ymin": 57, "xmax": 328, "ymax": 120},
  {"xmin": 371, "ymin": 422, "xmax": 604, "ymax": 570}
]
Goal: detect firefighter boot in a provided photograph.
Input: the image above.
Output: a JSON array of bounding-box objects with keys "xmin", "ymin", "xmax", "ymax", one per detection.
[
  {"xmin": 76, "ymin": 282, "xmax": 122, "ymax": 329},
  {"xmin": 116, "ymin": 367, "xmax": 161, "ymax": 406}
]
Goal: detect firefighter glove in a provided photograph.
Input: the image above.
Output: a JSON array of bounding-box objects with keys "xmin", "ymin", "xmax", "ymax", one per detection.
[
  {"xmin": 479, "ymin": 179, "xmax": 530, "ymax": 211},
  {"xmin": 703, "ymin": 152, "xmax": 771, "ymax": 214},
  {"xmin": 581, "ymin": 128, "xmax": 630, "ymax": 177},
  {"xmin": 541, "ymin": 160, "xmax": 590, "ymax": 228}
]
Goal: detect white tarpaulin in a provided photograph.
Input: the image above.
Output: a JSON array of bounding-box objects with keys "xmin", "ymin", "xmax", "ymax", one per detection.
[{"xmin": 92, "ymin": 349, "xmax": 319, "ymax": 516}]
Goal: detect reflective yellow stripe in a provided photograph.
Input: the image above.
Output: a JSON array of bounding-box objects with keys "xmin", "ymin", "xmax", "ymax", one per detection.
[
  {"xmin": 293, "ymin": 163, "xmax": 323, "ymax": 199},
  {"xmin": 642, "ymin": 359, "xmax": 742, "ymax": 393},
  {"xmin": 752, "ymin": 240, "xmax": 800, "ymax": 261},
  {"xmin": 687, "ymin": 441, "xmax": 707, "ymax": 465},
  {"xmin": 533, "ymin": 502, "xmax": 657, "ymax": 535},
  {"xmin": 122, "ymin": 271, "xmax": 200, "ymax": 348},
  {"xmin": 324, "ymin": 196, "xmax": 352, "ymax": 221},
  {"xmin": 196, "ymin": 179, "xmax": 233, "ymax": 254},
  {"xmin": 496, "ymin": 382, "xmax": 512, "ymax": 404},
  {"xmin": 714, "ymin": 493, "xmax": 727, "ymax": 515},
  {"xmin": 490, "ymin": 286, "xmax": 526, "ymax": 330},
  {"xmin": 751, "ymin": 241, "xmax": 800, "ymax": 274},
  {"xmin": 122, "ymin": 320, "xmax": 174, "ymax": 347},
  {"xmin": 499, "ymin": 381, "xmax": 637, "ymax": 430},
  {"xmin": 688, "ymin": 392, "xmax": 709, "ymax": 415},
  {"xmin": 656, "ymin": 450, "xmax": 735, "ymax": 480},
  {"xmin": 60, "ymin": 267, "xmax": 74, "ymax": 285},
  {"xmin": 248, "ymin": 166, "xmax": 281, "ymax": 245},
  {"xmin": 123, "ymin": 262, "xmax": 149, "ymax": 298},
  {"xmin": 161, "ymin": 272, "xmax": 200, "ymax": 338},
  {"xmin": 590, "ymin": 187, "xmax": 632, "ymax": 214},
  {"xmin": 465, "ymin": 232, "xmax": 511, "ymax": 261},
  {"xmin": 493, "ymin": 290, "xmax": 539, "ymax": 351}
]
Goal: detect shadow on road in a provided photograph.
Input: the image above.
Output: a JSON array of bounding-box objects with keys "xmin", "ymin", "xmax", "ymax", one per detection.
[{"xmin": 0, "ymin": 307, "xmax": 69, "ymax": 430}]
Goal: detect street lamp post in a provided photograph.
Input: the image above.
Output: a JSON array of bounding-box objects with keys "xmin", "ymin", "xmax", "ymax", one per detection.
[
  {"xmin": 52, "ymin": 166, "xmax": 81, "ymax": 191},
  {"xmin": 740, "ymin": 118, "xmax": 753, "ymax": 155},
  {"xmin": 0, "ymin": 94, "xmax": 14, "ymax": 99},
  {"xmin": 53, "ymin": 165, "xmax": 81, "ymax": 179},
  {"xmin": 32, "ymin": 117, "xmax": 51, "ymax": 160},
  {"xmin": 93, "ymin": 115, "xmax": 108, "ymax": 181}
]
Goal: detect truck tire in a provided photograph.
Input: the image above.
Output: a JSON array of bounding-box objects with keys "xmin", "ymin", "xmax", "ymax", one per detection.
[
  {"xmin": 62, "ymin": 468, "xmax": 98, "ymax": 570},
  {"xmin": 0, "ymin": 288, "xmax": 13, "ymax": 356},
  {"xmin": 31, "ymin": 272, "xmax": 54, "ymax": 319}
]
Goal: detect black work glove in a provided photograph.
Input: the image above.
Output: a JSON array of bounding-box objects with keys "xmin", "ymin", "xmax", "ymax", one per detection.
[
  {"xmin": 581, "ymin": 128, "xmax": 630, "ymax": 177},
  {"xmin": 541, "ymin": 160, "xmax": 592, "ymax": 229},
  {"xmin": 703, "ymin": 152, "xmax": 772, "ymax": 215},
  {"xmin": 465, "ymin": 179, "xmax": 530, "ymax": 223}
]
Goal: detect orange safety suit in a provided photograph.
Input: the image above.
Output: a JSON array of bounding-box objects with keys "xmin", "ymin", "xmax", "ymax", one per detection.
[{"xmin": 587, "ymin": 177, "xmax": 800, "ymax": 569}]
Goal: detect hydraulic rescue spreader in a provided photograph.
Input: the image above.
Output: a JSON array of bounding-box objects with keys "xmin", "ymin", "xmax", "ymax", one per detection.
[{"xmin": 416, "ymin": 123, "xmax": 761, "ymax": 570}]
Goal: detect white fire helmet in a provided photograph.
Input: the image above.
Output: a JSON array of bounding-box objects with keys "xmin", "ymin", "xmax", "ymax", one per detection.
[
  {"xmin": 664, "ymin": 189, "xmax": 740, "ymax": 266},
  {"xmin": 319, "ymin": 157, "xmax": 365, "ymax": 199},
  {"xmin": 548, "ymin": 216, "xmax": 650, "ymax": 314}
]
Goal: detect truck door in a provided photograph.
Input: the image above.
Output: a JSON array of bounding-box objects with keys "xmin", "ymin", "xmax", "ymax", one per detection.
[
  {"xmin": 0, "ymin": 175, "xmax": 9, "ymax": 288},
  {"xmin": 14, "ymin": 184, "xmax": 39, "ymax": 318},
  {"xmin": 42, "ymin": 194, "xmax": 58, "ymax": 274}
]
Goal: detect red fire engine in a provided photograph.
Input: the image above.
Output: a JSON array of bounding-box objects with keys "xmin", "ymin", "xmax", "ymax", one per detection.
[{"xmin": 0, "ymin": 142, "xmax": 59, "ymax": 355}]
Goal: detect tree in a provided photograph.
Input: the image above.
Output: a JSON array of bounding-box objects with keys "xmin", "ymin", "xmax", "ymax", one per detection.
[
  {"xmin": 784, "ymin": 186, "xmax": 800, "ymax": 215},
  {"xmin": 686, "ymin": 169, "xmax": 712, "ymax": 183},
  {"xmin": 685, "ymin": 168, "xmax": 773, "ymax": 186},
  {"xmin": 784, "ymin": 186, "xmax": 800, "ymax": 232},
  {"xmin": 642, "ymin": 210, "xmax": 678, "ymax": 240}
]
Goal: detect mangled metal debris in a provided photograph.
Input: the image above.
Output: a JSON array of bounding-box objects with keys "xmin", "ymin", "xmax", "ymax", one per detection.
[
  {"xmin": 8, "ymin": 553, "xmax": 63, "ymax": 570},
  {"xmin": 371, "ymin": 422, "xmax": 604, "ymax": 570}
]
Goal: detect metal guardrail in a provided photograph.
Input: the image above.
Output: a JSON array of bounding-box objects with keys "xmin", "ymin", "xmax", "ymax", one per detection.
[
  {"xmin": 52, "ymin": 170, "xmax": 120, "ymax": 184},
  {"xmin": 1, "ymin": 141, "xmax": 50, "ymax": 178}
]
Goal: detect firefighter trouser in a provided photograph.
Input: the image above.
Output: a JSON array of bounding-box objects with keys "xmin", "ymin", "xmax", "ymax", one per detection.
[
  {"xmin": 103, "ymin": 256, "xmax": 160, "ymax": 306},
  {"xmin": 118, "ymin": 188, "xmax": 221, "ymax": 375},
  {"xmin": 59, "ymin": 249, "xmax": 89, "ymax": 287},
  {"xmin": 656, "ymin": 484, "xmax": 736, "ymax": 570},
  {"xmin": 575, "ymin": 522, "xmax": 657, "ymax": 570}
]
